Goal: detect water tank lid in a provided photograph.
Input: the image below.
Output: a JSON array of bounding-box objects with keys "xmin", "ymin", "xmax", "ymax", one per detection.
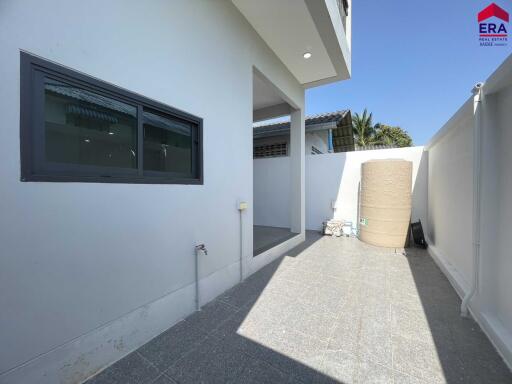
[{"xmin": 363, "ymin": 158, "xmax": 410, "ymax": 163}]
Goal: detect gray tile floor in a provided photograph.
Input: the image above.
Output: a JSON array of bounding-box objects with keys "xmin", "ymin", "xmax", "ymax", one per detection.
[
  {"xmin": 86, "ymin": 232, "xmax": 512, "ymax": 384},
  {"xmin": 253, "ymin": 225, "xmax": 296, "ymax": 256}
]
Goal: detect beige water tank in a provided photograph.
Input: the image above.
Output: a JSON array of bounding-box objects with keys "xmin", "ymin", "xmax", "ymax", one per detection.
[{"xmin": 359, "ymin": 159, "xmax": 412, "ymax": 248}]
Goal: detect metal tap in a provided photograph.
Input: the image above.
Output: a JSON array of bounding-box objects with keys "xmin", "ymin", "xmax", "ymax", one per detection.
[{"xmin": 195, "ymin": 244, "xmax": 208, "ymax": 255}]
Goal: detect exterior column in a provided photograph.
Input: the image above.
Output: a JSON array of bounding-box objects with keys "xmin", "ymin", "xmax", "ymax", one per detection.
[{"xmin": 290, "ymin": 108, "xmax": 305, "ymax": 235}]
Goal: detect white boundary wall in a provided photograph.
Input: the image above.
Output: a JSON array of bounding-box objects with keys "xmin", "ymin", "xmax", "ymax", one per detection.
[
  {"xmin": 254, "ymin": 146, "xmax": 427, "ymax": 231},
  {"xmin": 306, "ymin": 147, "xmax": 427, "ymax": 231},
  {"xmin": 426, "ymin": 55, "xmax": 512, "ymax": 370}
]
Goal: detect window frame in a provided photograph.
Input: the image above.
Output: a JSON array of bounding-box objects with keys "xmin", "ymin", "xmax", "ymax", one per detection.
[{"xmin": 20, "ymin": 52, "xmax": 203, "ymax": 185}]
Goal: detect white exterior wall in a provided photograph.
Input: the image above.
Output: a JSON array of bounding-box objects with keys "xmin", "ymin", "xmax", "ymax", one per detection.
[
  {"xmin": 253, "ymin": 157, "xmax": 291, "ymax": 228},
  {"xmin": 426, "ymin": 55, "xmax": 512, "ymax": 369},
  {"xmin": 254, "ymin": 146, "xmax": 427, "ymax": 231},
  {"xmin": 307, "ymin": 147, "xmax": 427, "ymax": 231},
  {"xmin": 0, "ymin": 1, "xmax": 305, "ymax": 383},
  {"xmin": 306, "ymin": 131, "xmax": 329, "ymax": 153},
  {"xmin": 477, "ymin": 80, "xmax": 512, "ymax": 368},
  {"xmin": 427, "ymin": 100, "xmax": 475, "ymax": 288},
  {"xmin": 488, "ymin": 86, "xmax": 512, "ymax": 333}
]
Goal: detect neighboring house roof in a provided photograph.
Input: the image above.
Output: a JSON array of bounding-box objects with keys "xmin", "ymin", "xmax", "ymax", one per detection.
[
  {"xmin": 253, "ymin": 110, "xmax": 354, "ymax": 153},
  {"xmin": 478, "ymin": 3, "xmax": 509, "ymax": 22},
  {"xmin": 46, "ymin": 82, "xmax": 190, "ymax": 136}
]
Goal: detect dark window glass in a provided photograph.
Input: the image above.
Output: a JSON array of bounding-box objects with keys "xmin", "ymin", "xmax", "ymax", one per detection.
[
  {"xmin": 44, "ymin": 79, "xmax": 137, "ymax": 169},
  {"xmin": 143, "ymin": 109, "xmax": 193, "ymax": 174},
  {"xmin": 20, "ymin": 52, "xmax": 202, "ymax": 184}
]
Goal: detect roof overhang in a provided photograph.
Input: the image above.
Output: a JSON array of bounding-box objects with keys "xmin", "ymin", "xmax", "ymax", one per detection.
[
  {"xmin": 253, "ymin": 110, "xmax": 349, "ymax": 136},
  {"xmin": 232, "ymin": 0, "xmax": 351, "ymax": 88},
  {"xmin": 253, "ymin": 110, "xmax": 354, "ymax": 152}
]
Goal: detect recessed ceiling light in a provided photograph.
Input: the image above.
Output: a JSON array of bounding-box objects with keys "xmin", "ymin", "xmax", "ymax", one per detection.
[
  {"xmin": 108, "ymin": 131, "xmax": 114, "ymax": 135},
  {"xmin": 303, "ymin": 52, "xmax": 312, "ymax": 59},
  {"xmin": 84, "ymin": 139, "xmax": 90, "ymax": 143}
]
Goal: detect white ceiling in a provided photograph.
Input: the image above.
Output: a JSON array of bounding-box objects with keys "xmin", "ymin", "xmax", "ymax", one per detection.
[
  {"xmin": 233, "ymin": 0, "xmax": 337, "ymax": 85},
  {"xmin": 253, "ymin": 73, "xmax": 285, "ymax": 110}
]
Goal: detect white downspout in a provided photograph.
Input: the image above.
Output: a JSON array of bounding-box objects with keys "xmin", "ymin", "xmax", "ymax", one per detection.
[{"xmin": 461, "ymin": 82, "xmax": 484, "ymax": 318}]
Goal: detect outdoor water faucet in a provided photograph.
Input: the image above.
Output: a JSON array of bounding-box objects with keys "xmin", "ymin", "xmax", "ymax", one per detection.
[
  {"xmin": 195, "ymin": 244, "xmax": 208, "ymax": 255},
  {"xmin": 194, "ymin": 244, "xmax": 207, "ymax": 311}
]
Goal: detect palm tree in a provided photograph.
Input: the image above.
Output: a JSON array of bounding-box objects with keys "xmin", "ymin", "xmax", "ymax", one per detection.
[{"xmin": 352, "ymin": 109, "xmax": 377, "ymax": 146}]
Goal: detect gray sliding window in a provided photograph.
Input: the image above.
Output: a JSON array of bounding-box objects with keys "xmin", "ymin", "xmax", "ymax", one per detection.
[
  {"xmin": 44, "ymin": 79, "xmax": 138, "ymax": 169},
  {"xmin": 143, "ymin": 109, "xmax": 195, "ymax": 176},
  {"xmin": 20, "ymin": 52, "xmax": 203, "ymax": 184}
]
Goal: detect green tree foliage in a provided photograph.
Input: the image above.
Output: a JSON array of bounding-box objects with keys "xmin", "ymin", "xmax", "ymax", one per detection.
[
  {"xmin": 352, "ymin": 109, "xmax": 413, "ymax": 148},
  {"xmin": 352, "ymin": 109, "xmax": 377, "ymax": 146},
  {"xmin": 374, "ymin": 124, "xmax": 413, "ymax": 147}
]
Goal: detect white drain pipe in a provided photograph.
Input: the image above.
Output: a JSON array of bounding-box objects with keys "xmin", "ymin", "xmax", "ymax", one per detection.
[{"xmin": 461, "ymin": 82, "xmax": 484, "ymax": 318}]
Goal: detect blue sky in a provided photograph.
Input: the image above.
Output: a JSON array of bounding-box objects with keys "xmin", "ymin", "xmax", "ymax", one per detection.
[{"xmin": 306, "ymin": 0, "xmax": 511, "ymax": 145}]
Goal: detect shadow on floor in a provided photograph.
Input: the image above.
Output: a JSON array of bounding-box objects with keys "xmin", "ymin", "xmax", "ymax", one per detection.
[
  {"xmin": 406, "ymin": 246, "xmax": 512, "ymax": 383},
  {"xmin": 253, "ymin": 225, "xmax": 297, "ymax": 256},
  {"xmin": 86, "ymin": 232, "xmax": 512, "ymax": 384},
  {"xmin": 86, "ymin": 231, "xmax": 342, "ymax": 384}
]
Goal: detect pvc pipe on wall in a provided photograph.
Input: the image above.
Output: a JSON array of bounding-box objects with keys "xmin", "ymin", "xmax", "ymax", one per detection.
[
  {"xmin": 239, "ymin": 210, "xmax": 244, "ymax": 282},
  {"xmin": 238, "ymin": 201, "xmax": 248, "ymax": 282},
  {"xmin": 461, "ymin": 82, "xmax": 484, "ymax": 318},
  {"xmin": 194, "ymin": 244, "xmax": 208, "ymax": 311},
  {"xmin": 195, "ymin": 248, "xmax": 199, "ymax": 311},
  {"xmin": 328, "ymin": 129, "xmax": 334, "ymax": 153}
]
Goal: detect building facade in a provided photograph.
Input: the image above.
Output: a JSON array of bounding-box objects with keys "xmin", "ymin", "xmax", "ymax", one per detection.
[
  {"xmin": 0, "ymin": 1, "xmax": 351, "ymax": 383},
  {"xmin": 253, "ymin": 110, "xmax": 354, "ymax": 158}
]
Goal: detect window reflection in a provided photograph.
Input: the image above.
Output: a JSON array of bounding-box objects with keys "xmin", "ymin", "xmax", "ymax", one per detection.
[
  {"xmin": 143, "ymin": 109, "xmax": 193, "ymax": 174},
  {"xmin": 44, "ymin": 80, "xmax": 138, "ymax": 169}
]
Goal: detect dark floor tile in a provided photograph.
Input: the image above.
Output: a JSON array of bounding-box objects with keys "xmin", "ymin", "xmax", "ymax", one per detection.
[
  {"xmin": 137, "ymin": 320, "xmax": 208, "ymax": 371},
  {"xmin": 86, "ymin": 237, "xmax": 512, "ymax": 384},
  {"xmin": 254, "ymin": 226, "xmax": 297, "ymax": 256},
  {"xmin": 165, "ymin": 336, "xmax": 251, "ymax": 384},
  {"xmin": 460, "ymin": 358, "xmax": 512, "ymax": 384},
  {"xmin": 211, "ymin": 307, "xmax": 250, "ymax": 340},
  {"xmin": 85, "ymin": 368, "xmax": 118, "ymax": 384},
  {"xmin": 251, "ymin": 257, "xmax": 282, "ymax": 278},
  {"xmin": 221, "ymin": 333, "xmax": 336, "ymax": 384},
  {"xmin": 232, "ymin": 358, "xmax": 302, "ymax": 384},
  {"xmin": 450, "ymin": 318, "xmax": 506, "ymax": 362},
  {"xmin": 86, "ymin": 351, "xmax": 159, "ymax": 384},
  {"xmin": 152, "ymin": 373, "xmax": 177, "ymax": 384},
  {"xmin": 244, "ymin": 266, "xmax": 279, "ymax": 292},
  {"xmin": 218, "ymin": 281, "xmax": 262, "ymax": 309},
  {"xmin": 452, "ymin": 331, "xmax": 512, "ymax": 384},
  {"xmin": 185, "ymin": 299, "xmax": 237, "ymax": 333}
]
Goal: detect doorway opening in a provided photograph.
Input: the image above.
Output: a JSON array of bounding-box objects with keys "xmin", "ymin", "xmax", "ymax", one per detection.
[{"xmin": 252, "ymin": 69, "xmax": 300, "ymax": 256}]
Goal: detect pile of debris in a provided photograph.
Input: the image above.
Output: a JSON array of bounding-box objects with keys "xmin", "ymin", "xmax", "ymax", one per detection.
[{"xmin": 322, "ymin": 219, "xmax": 353, "ymax": 237}]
